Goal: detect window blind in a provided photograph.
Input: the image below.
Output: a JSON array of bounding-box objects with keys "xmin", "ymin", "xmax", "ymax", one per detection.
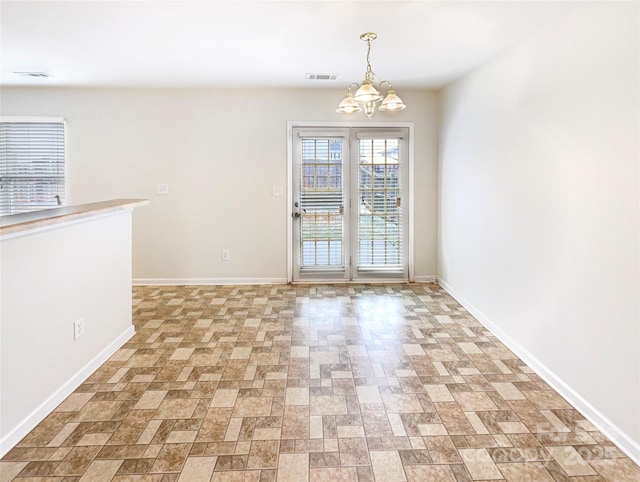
[
  {"xmin": 357, "ymin": 137, "xmax": 403, "ymax": 272},
  {"xmin": 299, "ymin": 137, "xmax": 345, "ymax": 270},
  {"xmin": 0, "ymin": 120, "xmax": 65, "ymax": 216}
]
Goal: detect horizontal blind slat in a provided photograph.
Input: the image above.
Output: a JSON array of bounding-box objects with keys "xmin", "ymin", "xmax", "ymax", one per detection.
[{"xmin": 0, "ymin": 121, "xmax": 65, "ymax": 215}]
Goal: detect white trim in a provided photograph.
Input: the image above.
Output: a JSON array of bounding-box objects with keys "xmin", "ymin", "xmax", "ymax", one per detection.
[
  {"xmin": 437, "ymin": 277, "xmax": 640, "ymax": 465},
  {"xmin": 287, "ymin": 122, "xmax": 294, "ymax": 283},
  {"xmin": 0, "ymin": 116, "xmax": 65, "ymax": 123},
  {"xmin": 133, "ymin": 278, "xmax": 424, "ymax": 286},
  {"xmin": 407, "ymin": 123, "xmax": 415, "ymax": 282},
  {"xmin": 414, "ymin": 275, "xmax": 438, "ymax": 283},
  {"xmin": 0, "ymin": 326, "xmax": 135, "ymax": 458},
  {"xmin": 295, "ymin": 129, "xmax": 348, "ymax": 138},
  {"xmin": 133, "ymin": 278, "xmax": 289, "ymax": 286},
  {"xmin": 354, "ymin": 129, "xmax": 408, "ymax": 139},
  {"xmin": 63, "ymin": 118, "xmax": 69, "ymax": 204},
  {"xmin": 293, "ymin": 278, "xmax": 409, "ymax": 285}
]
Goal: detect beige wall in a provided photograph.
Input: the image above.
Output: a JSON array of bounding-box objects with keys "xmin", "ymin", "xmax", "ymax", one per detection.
[
  {"xmin": 1, "ymin": 87, "xmax": 438, "ymax": 282},
  {"xmin": 438, "ymin": 2, "xmax": 639, "ymax": 458}
]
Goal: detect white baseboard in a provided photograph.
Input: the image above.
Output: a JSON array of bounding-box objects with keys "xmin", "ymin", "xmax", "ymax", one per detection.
[
  {"xmin": 133, "ymin": 277, "xmax": 440, "ymax": 286},
  {"xmin": 133, "ymin": 278, "xmax": 289, "ymax": 286},
  {"xmin": 0, "ymin": 326, "xmax": 136, "ymax": 458},
  {"xmin": 414, "ymin": 275, "xmax": 438, "ymax": 283},
  {"xmin": 437, "ymin": 277, "xmax": 640, "ymax": 465}
]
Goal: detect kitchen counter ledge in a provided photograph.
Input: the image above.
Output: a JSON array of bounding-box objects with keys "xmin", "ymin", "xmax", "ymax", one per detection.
[{"xmin": 0, "ymin": 199, "xmax": 149, "ymax": 237}]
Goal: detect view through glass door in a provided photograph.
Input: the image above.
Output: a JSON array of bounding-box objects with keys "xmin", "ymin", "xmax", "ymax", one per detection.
[{"xmin": 292, "ymin": 126, "xmax": 409, "ymax": 281}]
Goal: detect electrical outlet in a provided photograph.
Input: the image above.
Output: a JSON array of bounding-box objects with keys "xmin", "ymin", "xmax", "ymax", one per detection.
[
  {"xmin": 157, "ymin": 183, "xmax": 169, "ymax": 195},
  {"xmin": 73, "ymin": 318, "xmax": 85, "ymax": 340},
  {"xmin": 272, "ymin": 185, "xmax": 283, "ymax": 196},
  {"xmin": 221, "ymin": 249, "xmax": 230, "ymax": 261}
]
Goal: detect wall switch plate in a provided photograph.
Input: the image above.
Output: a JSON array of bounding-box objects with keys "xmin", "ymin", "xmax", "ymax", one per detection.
[
  {"xmin": 157, "ymin": 183, "xmax": 169, "ymax": 195},
  {"xmin": 221, "ymin": 249, "xmax": 230, "ymax": 261},
  {"xmin": 73, "ymin": 318, "xmax": 85, "ymax": 340},
  {"xmin": 272, "ymin": 185, "xmax": 283, "ymax": 196}
]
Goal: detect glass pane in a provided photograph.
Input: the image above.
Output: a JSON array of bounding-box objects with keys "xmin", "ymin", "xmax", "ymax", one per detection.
[
  {"xmin": 357, "ymin": 138, "xmax": 402, "ymax": 269},
  {"xmin": 299, "ymin": 138, "xmax": 344, "ymax": 270}
]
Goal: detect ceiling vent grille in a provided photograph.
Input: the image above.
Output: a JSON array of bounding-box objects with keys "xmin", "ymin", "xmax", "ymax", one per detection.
[
  {"xmin": 14, "ymin": 71, "xmax": 53, "ymax": 78},
  {"xmin": 306, "ymin": 73, "xmax": 338, "ymax": 81}
]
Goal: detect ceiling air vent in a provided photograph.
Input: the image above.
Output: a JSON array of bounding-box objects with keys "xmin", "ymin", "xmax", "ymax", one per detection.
[
  {"xmin": 306, "ymin": 73, "xmax": 338, "ymax": 81},
  {"xmin": 14, "ymin": 71, "xmax": 53, "ymax": 78}
]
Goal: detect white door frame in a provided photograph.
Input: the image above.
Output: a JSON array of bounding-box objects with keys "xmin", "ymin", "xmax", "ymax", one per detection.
[{"xmin": 287, "ymin": 121, "xmax": 415, "ymax": 283}]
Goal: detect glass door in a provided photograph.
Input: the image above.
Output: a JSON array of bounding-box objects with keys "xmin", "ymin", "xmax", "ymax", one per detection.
[
  {"xmin": 352, "ymin": 131, "xmax": 408, "ymax": 279},
  {"xmin": 292, "ymin": 127, "xmax": 409, "ymax": 281},
  {"xmin": 292, "ymin": 129, "xmax": 350, "ymax": 280}
]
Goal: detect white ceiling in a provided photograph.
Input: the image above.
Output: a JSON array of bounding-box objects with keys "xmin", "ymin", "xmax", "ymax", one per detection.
[{"xmin": 1, "ymin": 0, "xmax": 582, "ymax": 89}]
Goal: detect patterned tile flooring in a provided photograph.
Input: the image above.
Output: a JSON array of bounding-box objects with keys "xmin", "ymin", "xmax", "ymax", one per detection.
[{"xmin": 2, "ymin": 284, "xmax": 639, "ymax": 481}]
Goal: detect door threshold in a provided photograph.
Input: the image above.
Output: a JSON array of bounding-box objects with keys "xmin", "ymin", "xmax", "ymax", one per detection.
[{"xmin": 292, "ymin": 278, "xmax": 411, "ymax": 285}]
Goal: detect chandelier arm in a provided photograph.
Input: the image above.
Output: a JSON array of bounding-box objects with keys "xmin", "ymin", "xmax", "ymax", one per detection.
[
  {"xmin": 347, "ymin": 82, "xmax": 361, "ymax": 94},
  {"xmin": 378, "ymin": 80, "xmax": 393, "ymax": 95}
]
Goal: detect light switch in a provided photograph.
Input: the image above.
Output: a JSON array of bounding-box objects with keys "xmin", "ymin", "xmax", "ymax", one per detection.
[
  {"xmin": 272, "ymin": 185, "xmax": 283, "ymax": 196},
  {"xmin": 157, "ymin": 184, "xmax": 169, "ymax": 195}
]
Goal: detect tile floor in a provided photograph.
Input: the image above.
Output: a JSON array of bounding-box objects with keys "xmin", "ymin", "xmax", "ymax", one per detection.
[{"xmin": 2, "ymin": 284, "xmax": 639, "ymax": 481}]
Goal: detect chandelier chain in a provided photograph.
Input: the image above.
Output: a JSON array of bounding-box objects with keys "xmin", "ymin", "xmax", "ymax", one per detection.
[{"xmin": 365, "ymin": 38, "xmax": 376, "ymax": 80}]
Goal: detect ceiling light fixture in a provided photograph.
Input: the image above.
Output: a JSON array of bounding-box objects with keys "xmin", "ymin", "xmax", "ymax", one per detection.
[{"xmin": 336, "ymin": 32, "xmax": 406, "ymax": 118}]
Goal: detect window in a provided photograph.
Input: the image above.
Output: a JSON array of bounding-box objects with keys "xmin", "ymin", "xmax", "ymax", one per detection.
[{"xmin": 0, "ymin": 118, "xmax": 66, "ymax": 216}]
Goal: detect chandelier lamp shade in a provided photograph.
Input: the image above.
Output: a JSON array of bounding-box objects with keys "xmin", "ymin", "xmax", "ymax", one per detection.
[{"xmin": 336, "ymin": 32, "xmax": 406, "ymax": 118}]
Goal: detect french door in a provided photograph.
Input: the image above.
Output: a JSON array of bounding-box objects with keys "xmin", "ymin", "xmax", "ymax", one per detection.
[{"xmin": 291, "ymin": 126, "xmax": 409, "ymax": 281}]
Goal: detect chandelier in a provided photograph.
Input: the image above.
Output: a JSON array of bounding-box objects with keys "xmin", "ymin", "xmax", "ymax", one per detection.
[{"xmin": 336, "ymin": 32, "xmax": 406, "ymax": 118}]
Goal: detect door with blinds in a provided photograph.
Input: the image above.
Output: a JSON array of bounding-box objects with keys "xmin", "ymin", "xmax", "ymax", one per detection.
[{"xmin": 292, "ymin": 127, "xmax": 409, "ymax": 281}]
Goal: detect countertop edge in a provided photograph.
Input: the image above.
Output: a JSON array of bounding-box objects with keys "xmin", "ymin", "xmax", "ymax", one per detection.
[{"xmin": 0, "ymin": 199, "xmax": 150, "ymax": 237}]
